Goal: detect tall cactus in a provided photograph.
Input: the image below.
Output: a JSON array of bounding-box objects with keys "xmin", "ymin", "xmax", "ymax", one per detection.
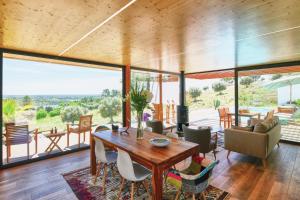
[{"xmin": 213, "ymin": 99, "xmax": 221, "ymax": 110}]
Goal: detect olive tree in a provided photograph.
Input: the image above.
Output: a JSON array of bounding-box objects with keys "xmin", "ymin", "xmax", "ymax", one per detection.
[
  {"xmin": 189, "ymin": 88, "xmax": 202, "ymax": 102},
  {"xmin": 212, "ymin": 82, "xmax": 227, "ymax": 95},
  {"xmin": 61, "ymin": 106, "xmax": 87, "ymax": 124}
]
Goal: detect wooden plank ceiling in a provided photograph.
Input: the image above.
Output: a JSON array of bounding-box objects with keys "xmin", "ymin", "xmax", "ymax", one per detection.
[{"xmin": 1, "ymin": 0, "xmax": 300, "ymax": 73}]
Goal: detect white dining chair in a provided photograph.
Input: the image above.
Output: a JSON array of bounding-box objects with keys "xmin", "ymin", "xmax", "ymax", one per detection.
[
  {"xmin": 93, "ymin": 138, "xmax": 118, "ymax": 191},
  {"xmin": 117, "ymin": 148, "xmax": 152, "ymax": 200}
]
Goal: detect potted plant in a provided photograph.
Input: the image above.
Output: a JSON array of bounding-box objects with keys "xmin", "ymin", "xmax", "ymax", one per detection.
[{"xmin": 125, "ymin": 83, "xmax": 152, "ymax": 139}]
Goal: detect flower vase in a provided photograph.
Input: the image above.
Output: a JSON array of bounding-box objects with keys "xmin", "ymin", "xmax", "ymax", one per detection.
[{"xmin": 136, "ymin": 111, "xmax": 144, "ymax": 139}]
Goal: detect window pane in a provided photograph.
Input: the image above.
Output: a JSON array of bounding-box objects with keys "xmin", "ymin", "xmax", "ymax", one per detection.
[{"xmin": 2, "ymin": 56, "xmax": 122, "ymax": 164}]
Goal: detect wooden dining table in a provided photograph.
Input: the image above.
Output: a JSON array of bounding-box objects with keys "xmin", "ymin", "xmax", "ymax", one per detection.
[{"xmin": 90, "ymin": 127, "xmax": 200, "ymax": 200}]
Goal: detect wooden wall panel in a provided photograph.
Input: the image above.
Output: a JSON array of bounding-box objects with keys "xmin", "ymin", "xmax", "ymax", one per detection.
[{"xmin": 1, "ymin": 0, "xmax": 300, "ymax": 73}]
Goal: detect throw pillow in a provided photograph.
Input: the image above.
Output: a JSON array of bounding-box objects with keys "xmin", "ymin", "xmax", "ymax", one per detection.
[{"xmin": 253, "ymin": 121, "xmax": 271, "ymax": 133}]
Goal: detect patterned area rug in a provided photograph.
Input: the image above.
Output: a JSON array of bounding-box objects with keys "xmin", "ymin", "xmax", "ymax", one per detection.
[{"xmin": 63, "ymin": 167, "xmax": 230, "ymax": 200}]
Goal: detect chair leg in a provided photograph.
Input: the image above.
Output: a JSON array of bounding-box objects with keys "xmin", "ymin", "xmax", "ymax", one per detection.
[
  {"xmin": 142, "ymin": 180, "xmax": 151, "ymax": 198},
  {"xmin": 6, "ymin": 145, "xmax": 10, "ymax": 163},
  {"xmin": 103, "ymin": 164, "xmax": 108, "ymax": 191},
  {"xmin": 27, "ymin": 143, "xmax": 30, "ymax": 160},
  {"xmin": 203, "ymin": 153, "xmax": 205, "ymax": 158},
  {"xmin": 67, "ymin": 132, "xmax": 70, "ymax": 147},
  {"xmin": 118, "ymin": 178, "xmax": 125, "ymax": 199},
  {"xmin": 130, "ymin": 182, "xmax": 135, "ymax": 200},
  {"xmin": 201, "ymin": 192, "xmax": 206, "ymax": 200},
  {"xmin": 262, "ymin": 159, "xmax": 267, "ymax": 168},
  {"xmin": 277, "ymin": 142, "xmax": 280, "ymax": 148},
  {"xmin": 78, "ymin": 134, "xmax": 80, "ymax": 148},
  {"xmin": 175, "ymin": 189, "xmax": 181, "ymax": 200},
  {"xmin": 93, "ymin": 161, "xmax": 101, "ymax": 184},
  {"xmin": 227, "ymin": 150, "xmax": 231, "ymax": 159},
  {"xmin": 213, "ymin": 149, "xmax": 217, "ymax": 160},
  {"xmin": 192, "ymin": 194, "xmax": 196, "ymax": 200},
  {"xmin": 83, "ymin": 132, "xmax": 86, "ymax": 142}
]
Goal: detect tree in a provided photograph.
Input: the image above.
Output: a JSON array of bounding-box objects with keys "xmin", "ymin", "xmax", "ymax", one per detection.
[
  {"xmin": 212, "ymin": 82, "xmax": 227, "ymax": 95},
  {"xmin": 271, "ymin": 74, "xmax": 282, "ymax": 80},
  {"xmin": 22, "ymin": 95, "xmax": 32, "ymax": 106},
  {"xmin": 189, "ymin": 88, "xmax": 202, "ymax": 102},
  {"xmin": 203, "ymin": 86, "xmax": 209, "ymax": 91},
  {"xmin": 61, "ymin": 106, "xmax": 87, "ymax": 124},
  {"xmin": 99, "ymin": 97, "xmax": 122, "ymax": 123},
  {"xmin": 3, "ymin": 99, "xmax": 17, "ymax": 123},
  {"xmin": 240, "ymin": 77, "xmax": 254, "ymax": 87}
]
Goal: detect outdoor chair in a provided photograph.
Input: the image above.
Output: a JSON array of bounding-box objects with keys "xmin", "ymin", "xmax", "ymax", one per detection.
[
  {"xmin": 4, "ymin": 123, "xmax": 38, "ymax": 163},
  {"xmin": 67, "ymin": 115, "xmax": 93, "ymax": 148},
  {"xmin": 93, "ymin": 138, "xmax": 117, "ymax": 190},
  {"xmin": 166, "ymin": 156, "xmax": 218, "ymax": 200},
  {"xmin": 117, "ymin": 148, "xmax": 152, "ymax": 200},
  {"xmin": 183, "ymin": 125, "xmax": 217, "ymax": 160}
]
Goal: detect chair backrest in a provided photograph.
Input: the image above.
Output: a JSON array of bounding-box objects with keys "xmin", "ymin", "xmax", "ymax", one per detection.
[
  {"xmin": 218, "ymin": 108, "xmax": 225, "ymax": 118},
  {"xmin": 146, "ymin": 120, "xmax": 163, "ymax": 134},
  {"xmin": 117, "ymin": 148, "xmax": 136, "ymax": 181},
  {"xmin": 183, "ymin": 125, "xmax": 211, "ymax": 153},
  {"xmin": 5, "ymin": 124, "xmax": 30, "ymax": 145},
  {"xmin": 181, "ymin": 160, "xmax": 218, "ymax": 194},
  {"xmin": 94, "ymin": 125, "xmax": 109, "ymax": 133},
  {"xmin": 79, "ymin": 115, "xmax": 93, "ymax": 132},
  {"xmin": 94, "ymin": 138, "xmax": 107, "ymax": 162}
]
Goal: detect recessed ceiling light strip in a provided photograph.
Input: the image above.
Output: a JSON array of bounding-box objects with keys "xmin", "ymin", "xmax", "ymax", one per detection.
[{"xmin": 59, "ymin": 0, "xmax": 137, "ymax": 56}]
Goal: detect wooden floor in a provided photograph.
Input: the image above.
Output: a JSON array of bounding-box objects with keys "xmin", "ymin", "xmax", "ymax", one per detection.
[{"xmin": 0, "ymin": 143, "xmax": 300, "ymax": 200}]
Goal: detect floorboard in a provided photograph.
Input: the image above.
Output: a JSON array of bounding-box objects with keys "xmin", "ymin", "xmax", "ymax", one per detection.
[{"xmin": 1, "ymin": 143, "xmax": 300, "ymax": 199}]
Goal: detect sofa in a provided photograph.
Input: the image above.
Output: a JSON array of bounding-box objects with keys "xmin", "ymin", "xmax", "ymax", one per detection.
[{"xmin": 224, "ymin": 116, "xmax": 281, "ymax": 167}]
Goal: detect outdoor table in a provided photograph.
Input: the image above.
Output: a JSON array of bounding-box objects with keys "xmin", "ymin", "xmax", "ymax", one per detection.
[
  {"xmin": 227, "ymin": 112, "xmax": 261, "ymax": 127},
  {"xmin": 44, "ymin": 132, "xmax": 66, "ymax": 153},
  {"xmin": 91, "ymin": 127, "xmax": 200, "ymax": 200}
]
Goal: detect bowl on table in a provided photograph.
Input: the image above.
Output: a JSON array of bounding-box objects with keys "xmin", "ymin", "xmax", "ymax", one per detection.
[{"xmin": 149, "ymin": 138, "xmax": 170, "ymax": 147}]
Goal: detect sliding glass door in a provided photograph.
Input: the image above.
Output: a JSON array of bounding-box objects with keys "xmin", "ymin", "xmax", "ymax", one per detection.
[
  {"xmin": 238, "ymin": 67, "xmax": 300, "ymax": 142},
  {"xmin": 2, "ymin": 54, "xmax": 122, "ymax": 165}
]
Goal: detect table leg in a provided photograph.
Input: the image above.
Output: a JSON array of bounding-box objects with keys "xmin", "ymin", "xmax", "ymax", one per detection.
[
  {"xmin": 152, "ymin": 166, "xmax": 163, "ymax": 200},
  {"xmin": 90, "ymin": 135, "xmax": 96, "ymax": 175}
]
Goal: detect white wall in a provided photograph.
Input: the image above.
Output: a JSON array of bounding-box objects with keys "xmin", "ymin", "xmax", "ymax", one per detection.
[{"xmin": 277, "ymin": 84, "xmax": 300, "ymax": 105}]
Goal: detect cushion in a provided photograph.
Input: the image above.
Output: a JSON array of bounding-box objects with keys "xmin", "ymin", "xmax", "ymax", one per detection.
[
  {"xmin": 249, "ymin": 118, "xmax": 263, "ymax": 126},
  {"xmin": 253, "ymin": 121, "xmax": 272, "ymax": 133},
  {"xmin": 264, "ymin": 110, "xmax": 274, "ymax": 120},
  {"xmin": 232, "ymin": 125, "xmax": 254, "ymax": 132}
]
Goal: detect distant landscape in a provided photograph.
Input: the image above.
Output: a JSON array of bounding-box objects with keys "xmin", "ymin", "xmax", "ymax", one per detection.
[{"xmin": 2, "ymin": 90, "xmax": 123, "ymax": 132}]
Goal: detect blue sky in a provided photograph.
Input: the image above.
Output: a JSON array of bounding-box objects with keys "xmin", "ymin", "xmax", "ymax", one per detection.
[{"xmin": 3, "ymin": 58, "xmax": 122, "ymax": 95}]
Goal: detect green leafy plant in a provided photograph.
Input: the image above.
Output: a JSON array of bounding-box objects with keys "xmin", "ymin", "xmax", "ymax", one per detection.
[
  {"xmin": 213, "ymin": 99, "xmax": 221, "ymax": 110},
  {"xmin": 212, "ymin": 82, "xmax": 227, "ymax": 95},
  {"xmin": 49, "ymin": 109, "xmax": 61, "ymax": 117},
  {"xmin": 3, "ymin": 99, "xmax": 17, "ymax": 123},
  {"xmin": 126, "ymin": 83, "xmax": 152, "ymax": 114},
  {"xmin": 240, "ymin": 77, "xmax": 254, "ymax": 87},
  {"xmin": 36, "ymin": 109, "xmax": 47, "ymax": 120},
  {"xmin": 271, "ymin": 74, "xmax": 282, "ymax": 80},
  {"xmin": 61, "ymin": 106, "xmax": 87, "ymax": 124},
  {"xmin": 45, "ymin": 106, "xmax": 53, "ymax": 113},
  {"xmin": 189, "ymin": 88, "xmax": 202, "ymax": 102}
]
